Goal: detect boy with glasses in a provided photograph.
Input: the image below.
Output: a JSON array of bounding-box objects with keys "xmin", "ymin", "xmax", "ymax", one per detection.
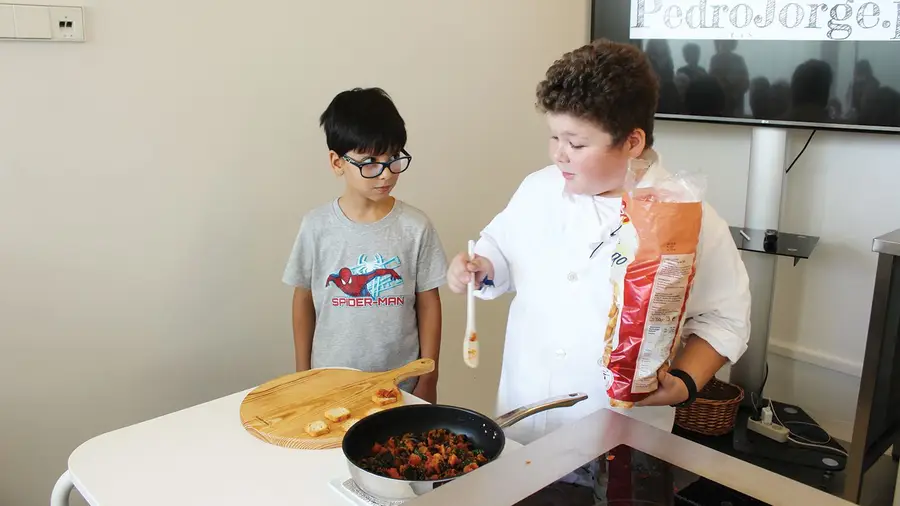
[{"xmin": 282, "ymin": 87, "xmax": 447, "ymax": 402}]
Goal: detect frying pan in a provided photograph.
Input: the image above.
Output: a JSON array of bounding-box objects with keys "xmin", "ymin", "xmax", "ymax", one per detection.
[{"xmin": 341, "ymin": 392, "xmax": 588, "ymax": 502}]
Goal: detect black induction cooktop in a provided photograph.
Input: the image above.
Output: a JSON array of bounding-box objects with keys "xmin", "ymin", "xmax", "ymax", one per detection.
[{"xmin": 513, "ymin": 444, "xmax": 770, "ymax": 506}]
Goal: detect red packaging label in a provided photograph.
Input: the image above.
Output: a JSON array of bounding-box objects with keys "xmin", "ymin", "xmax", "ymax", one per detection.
[{"xmin": 601, "ymin": 189, "xmax": 702, "ymax": 408}]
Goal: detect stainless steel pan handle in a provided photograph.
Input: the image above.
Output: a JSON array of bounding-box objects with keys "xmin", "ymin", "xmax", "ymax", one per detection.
[{"xmin": 493, "ymin": 392, "xmax": 589, "ymax": 429}]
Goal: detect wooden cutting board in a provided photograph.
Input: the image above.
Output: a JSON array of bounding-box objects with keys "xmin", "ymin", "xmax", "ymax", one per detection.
[{"xmin": 239, "ymin": 359, "xmax": 434, "ymax": 450}]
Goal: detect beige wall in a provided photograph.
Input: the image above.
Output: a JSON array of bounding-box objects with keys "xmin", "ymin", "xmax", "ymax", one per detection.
[
  {"xmin": 0, "ymin": 1, "xmax": 589, "ymax": 505},
  {"xmin": 5, "ymin": 1, "xmax": 895, "ymax": 505}
]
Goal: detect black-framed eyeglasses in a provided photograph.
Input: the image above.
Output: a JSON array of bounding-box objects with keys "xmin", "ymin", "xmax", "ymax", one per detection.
[{"xmin": 342, "ymin": 149, "xmax": 412, "ymax": 179}]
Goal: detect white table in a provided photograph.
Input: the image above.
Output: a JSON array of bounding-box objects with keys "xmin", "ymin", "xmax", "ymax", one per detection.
[{"xmin": 52, "ymin": 389, "xmax": 523, "ymax": 506}]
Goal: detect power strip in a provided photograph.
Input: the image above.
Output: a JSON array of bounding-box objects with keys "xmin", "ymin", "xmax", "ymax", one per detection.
[{"xmin": 748, "ymin": 418, "xmax": 789, "ymax": 443}]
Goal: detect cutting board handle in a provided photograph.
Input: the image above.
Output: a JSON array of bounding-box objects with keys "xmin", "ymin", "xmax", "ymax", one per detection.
[{"xmin": 390, "ymin": 358, "xmax": 435, "ymax": 384}]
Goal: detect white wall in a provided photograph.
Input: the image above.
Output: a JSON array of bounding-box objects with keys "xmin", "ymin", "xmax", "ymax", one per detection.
[
  {"xmin": 654, "ymin": 120, "xmax": 899, "ymax": 441},
  {"xmin": 0, "ymin": 1, "xmax": 588, "ymax": 505}
]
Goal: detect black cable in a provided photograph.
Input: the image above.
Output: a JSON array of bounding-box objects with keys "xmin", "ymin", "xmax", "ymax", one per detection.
[
  {"xmin": 588, "ymin": 224, "xmax": 622, "ymax": 259},
  {"xmin": 785, "ymin": 130, "xmax": 817, "ymax": 174}
]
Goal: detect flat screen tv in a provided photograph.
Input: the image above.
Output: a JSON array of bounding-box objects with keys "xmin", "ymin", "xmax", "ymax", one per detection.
[{"xmin": 591, "ymin": 1, "xmax": 900, "ymax": 134}]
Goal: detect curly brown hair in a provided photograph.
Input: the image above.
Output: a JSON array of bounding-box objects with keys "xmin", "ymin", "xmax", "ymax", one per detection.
[{"xmin": 536, "ymin": 39, "xmax": 659, "ymax": 147}]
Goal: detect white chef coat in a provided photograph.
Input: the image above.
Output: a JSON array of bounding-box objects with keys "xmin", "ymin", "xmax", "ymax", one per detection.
[{"xmin": 474, "ymin": 149, "xmax": 751, "ymax": 445}]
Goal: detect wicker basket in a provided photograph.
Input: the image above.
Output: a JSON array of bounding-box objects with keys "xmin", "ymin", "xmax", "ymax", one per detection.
[{"xmin": 674, "ymin": 377, "xmax": 744, "ymax": 436}]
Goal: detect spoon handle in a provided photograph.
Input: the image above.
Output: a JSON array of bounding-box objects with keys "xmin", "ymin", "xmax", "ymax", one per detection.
[{"xmin": 464, "ymin": 240, "xmax": 479, "ymax": 368}]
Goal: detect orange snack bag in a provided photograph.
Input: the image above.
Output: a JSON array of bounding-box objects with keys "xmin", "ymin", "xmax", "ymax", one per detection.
[{"xmin": 600, "ymin": 166, "xmax": 705, "ymax": 408}]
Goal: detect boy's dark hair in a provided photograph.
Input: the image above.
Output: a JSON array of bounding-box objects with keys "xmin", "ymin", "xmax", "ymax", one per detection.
[
  {"xmin": 319, "ymin": 87, "xmax": 406, "ymax": 157},
  {"xmin": 536, "ymin": 39, "xmax": 659, "ymax": 147},
  {"xmin": 791, "ymin": 59, "xmax": 832, "ymax": 107},
  {"xmin": 682, "ymin": 43, "xmax": 701, "ymax": 64}
]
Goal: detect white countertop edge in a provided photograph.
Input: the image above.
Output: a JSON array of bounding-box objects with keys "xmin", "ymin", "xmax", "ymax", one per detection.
[{"xmin": 69, "ymin": 470, "xmax": 101, "ymax": 506}]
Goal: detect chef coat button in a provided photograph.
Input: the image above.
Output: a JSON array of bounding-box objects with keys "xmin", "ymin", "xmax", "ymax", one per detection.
[
  {"xmin": 556, "ymin": 349, "xmax": 566, "ymax": 358},
  {"xmin": 567, "ymin": 272, "xmax": 578, "ymax": 282}
]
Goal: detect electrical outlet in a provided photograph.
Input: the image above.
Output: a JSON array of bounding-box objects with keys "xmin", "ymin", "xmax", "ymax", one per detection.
[
  {"xmin": 49, "ymin": 6, "xmax": 82, "ymax": 41},
  {"xmin": 748, "ymin": 418, "xmax": 790, "ymax": 443}
]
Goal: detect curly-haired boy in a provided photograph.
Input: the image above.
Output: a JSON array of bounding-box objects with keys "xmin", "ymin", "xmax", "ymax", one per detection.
[{"xmin": 446, "ymin": 39, "xmax": 751, "ymax": 445}]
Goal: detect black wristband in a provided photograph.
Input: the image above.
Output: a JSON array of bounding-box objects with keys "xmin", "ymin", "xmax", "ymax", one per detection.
[{"xmin": 668, "ymin": 368, "xmax": 698, "ymax": 408}]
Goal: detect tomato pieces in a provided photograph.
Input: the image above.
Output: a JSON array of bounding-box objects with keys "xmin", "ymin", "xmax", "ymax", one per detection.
[{"xmin": 357, "ymin": 429, "xmax": 488, "ymax": 481}]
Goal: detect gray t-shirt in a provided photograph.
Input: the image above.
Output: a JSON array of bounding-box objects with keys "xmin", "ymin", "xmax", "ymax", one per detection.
[{"xmin": 282, "ymin": 199, "xmax": 448, "ymax": 392}]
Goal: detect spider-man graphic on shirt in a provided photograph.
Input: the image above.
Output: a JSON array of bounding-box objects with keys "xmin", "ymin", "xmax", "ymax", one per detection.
[{"xmin": 326, "ymin": 254, "xmax": 405, "ymax": 307}]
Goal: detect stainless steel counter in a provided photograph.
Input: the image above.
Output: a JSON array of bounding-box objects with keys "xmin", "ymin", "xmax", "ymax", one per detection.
[
  {"xmin": 873, "ymin": 229, "xmax": 900, "ymax": 256},
  {"xmin": 411, "ymin": 408, "xmax": 854, "ymax": 506}
]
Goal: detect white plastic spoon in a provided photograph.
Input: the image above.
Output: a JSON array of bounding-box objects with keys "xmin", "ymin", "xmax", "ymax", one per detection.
[{"xmin": 463, "ymin": 239, "xmax": 479, "ymax": 369}]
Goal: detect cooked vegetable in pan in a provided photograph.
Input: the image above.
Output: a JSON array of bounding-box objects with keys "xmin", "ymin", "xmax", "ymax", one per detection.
[{"xmin": 357, "ymin": 428, "xmax": 489, "ymax": 481}]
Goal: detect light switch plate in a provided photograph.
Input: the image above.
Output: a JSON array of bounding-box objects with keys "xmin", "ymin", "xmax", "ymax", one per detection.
[
  {"xmin": 13, "ymin": 4, "xmax": 51, "ymax": 39},
  {"xmin": 0, "ymin": 5, "xmax": 14, "ymax": 38}
]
